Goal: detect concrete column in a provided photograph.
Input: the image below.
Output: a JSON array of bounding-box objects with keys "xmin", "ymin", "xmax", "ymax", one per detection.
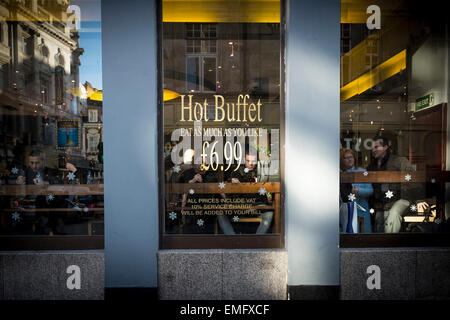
[
  {"xmin": 285, "ymin": 0, "xmax": 340, "ymax": 286},
  {"xmin": 102, "ymin": 0, "xmax": 159, "ymax": 288}
]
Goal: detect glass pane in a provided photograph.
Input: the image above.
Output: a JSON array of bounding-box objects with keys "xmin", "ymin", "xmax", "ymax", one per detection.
[
  {"xmin": 163, "ymin": 1, "xmax": 281, "ymax": 235},
  {"xmin": 186, "ymin": 57, "xmax": 200, "ymax": 92},
  {"xmin": 339, "ymin": 0, "xmax": 449, "ymax": 235},
  {"xmin": 203, "ymin": 57, "xmax": 216, "ymax": 92},
  {"xmin": 0, "ymin": 1, "xmax": 104, "ymax": 237}
]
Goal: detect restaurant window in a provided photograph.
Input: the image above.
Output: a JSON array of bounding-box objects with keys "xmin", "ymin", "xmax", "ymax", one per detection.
[
  {"xmin": 340, "ymin": 0, "xmax": 450, "ymax": 246},
  {"xmin": 161, "ymin": 0, "xmax": 284, "ymax": 249},
  {"xmin": 0, "ymin": 0, "xmax": 104, "ymax": 250}
]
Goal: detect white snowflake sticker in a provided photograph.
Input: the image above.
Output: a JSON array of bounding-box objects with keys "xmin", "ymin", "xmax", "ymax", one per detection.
[
  {"xmin": 347, "ymin": 193, "xmax": 356, "ymax": 202},
  {"xmin": 12, "ymin": 212, "xmax": 21, "ymax": 222},
  {"xmin": 410, "ymin": 204, "xmax": 417, "ymax": 212},
  {"xmin": 232, "ymin": 216, "xmax": 239, "ymax": 222},
  {"xmin": 189, "ymin": 189, "xmax": 195, "ymax": 195},
  {"xmin": 173, "ymin": 165, "xmax": 181, "ymax": 173},
  {"xmin": 68, "ymin": 172, "xmax": 76, "ymax": 181},
  {"xmin": 363, "ymin": 171, "xmax": 369, "ymax": 176},
  {"xmin": 46, "ymin": 194, "xmax": 55, "ymax": 202},
  {"xmin": 169, "ymin": 212, "xmax": 177, "ymax": 220},
  {"xmin": 244, "ymin": 168, "xmax": 249, "ymax": 173},
  {"xmin": 197, "ymin": 219, "xmax": 204, "ymax": 226},
  {"xmin": 404, "ymin": 174, "xmax": 412, "ymax": 181},
  {"xmin": 385, "ymin": 190, "xmax": 394, "ymax": 199},
  {"xmin": 435, "ymin": 218, "xmax": 442, "ymax": 224},
  {"xmin": 11, "ymin": 167, "xmax": 19, "ymax": 175},
  {"xmin": 258, "ymin": 187, "xmax": 267, "ymax": 195},
  {"xmin": 218, "ymin": 182, "xmax": 226, "ymax": 189}
]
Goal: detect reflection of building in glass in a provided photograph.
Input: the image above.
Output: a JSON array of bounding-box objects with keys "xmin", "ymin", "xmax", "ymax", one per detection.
[
  {"xmin": 82, "ymin": 81, "xmax": 103, "ymax": 161},
  {"xmin": 0, "ymin": 0, "xmax": 89, "ymax": 166}
]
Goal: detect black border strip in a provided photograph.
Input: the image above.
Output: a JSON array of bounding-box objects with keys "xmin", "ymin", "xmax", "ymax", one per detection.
[
  {"xmin": 340, "ymin": 233, "xmax": 450, "ymax": 248},
  {"xmin": 0, "ymin": 236, "xmax": 104, "ymax": 250}
]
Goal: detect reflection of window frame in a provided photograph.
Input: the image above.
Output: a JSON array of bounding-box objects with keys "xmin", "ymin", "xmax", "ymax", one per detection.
[
  {"xmin": 185, "ymin": 55, "xmax": 217, "ymax": 93},
  {"xmin": 185, "ymin": 23, "xmax": 217, "ymax": 93},
  {"xmin": 55, "ymin": 65, "xmax": 64, "ymax": 105},
  {"xmin": 40, "ymin": 73, "xmax": 50, "ymax": 103},
  {"xmin": 21, "ymin": 34, "xmax": 33, "ymax": 56},
  {"xmin": 88, "ymin": 109, "xmax": 98, "ymax": 122}
]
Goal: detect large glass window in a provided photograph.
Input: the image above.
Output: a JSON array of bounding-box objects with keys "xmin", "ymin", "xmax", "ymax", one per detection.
[
  {"xmin": 0, "ymin": 0, "xmax": 103, "ymax": 249},
  {"xmin": 161, "ymin": 0, "xmax": 283, "ymax": 248},
  {"xmin": 340, "ymin": 0, "xmax": 450, "ymax": 241}
]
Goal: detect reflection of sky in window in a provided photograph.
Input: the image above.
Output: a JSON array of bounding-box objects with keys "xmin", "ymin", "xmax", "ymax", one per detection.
[{"xmin": 72, "ymin": 0, "xmax": 102, "ymax": 90}]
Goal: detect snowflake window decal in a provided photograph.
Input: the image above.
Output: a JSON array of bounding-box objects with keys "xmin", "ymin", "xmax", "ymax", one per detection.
[
  {"xmin": 347, "ymin": 193, "xmax": 356, "ymax": 202},
  {"xmin": 404, "ymin": 174, "xmax": 412, "ymax": 182},
  {"xmin": 46, "ymin": 194, "xmax": 55, "ymax": 202},
  {"xmin": 385, "ymin": 190, "xmax": 394, "ymax": 199},
  {"xmin": 435, "ymin": 218, "xmax": 442, "ymax": 224},
  {"xmin": 169, "ymin": 212, "xmax": 177, "ymax": 220},
  {"xmin": 68, "ymin": 172, "xmax": 76, "ymax": 181},
  {"xmin": 244, "ymin": 168, "xmax": 249, "ymax": 173},
  {"xmin": 11, "ymin": 167, "xmax": 19, "ymax": 175},
  {"xmin": 218, "ymin": 182, "xmax": 226, "ymax": 189},
  {"xmin": 189, "ymin": 189, "xmax": 195, "ymax": 195},
  {"xmin": 12, "ymin": 212, "xmax": 21, "ymax": 222},
  {"xmin": 363, "ymin": 171, "xmax": 369, "ymax": 176},
  {"xmin": 173, "ymin": 165, "xmax": 181, "ymax": 173},
  {"xmin": 232, "ymin": 216, "xmax": 239, "ymax": 222},
  {"xmin": 258, "ymin": 187, "xmax": 266, "ymax": 195},
  {"xmin": 410, "ymin": 204, "xmax": 417, "ymax": 212},
  {"xmin": 197, "ymin": 219, "xmax": 204, "ymax": 227}
]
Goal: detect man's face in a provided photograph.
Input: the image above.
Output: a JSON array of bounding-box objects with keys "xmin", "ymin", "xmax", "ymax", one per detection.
[
  {"xmin": 28, "ymin": 156, "xmax": 43, "ymax": 172},
  {"xmin": 245, "ymin": 154, "xmax": 257, "ymax": 171},
  {"xmin": 372, "ymin": 140, "xmax": 388, "ymax": 159}
]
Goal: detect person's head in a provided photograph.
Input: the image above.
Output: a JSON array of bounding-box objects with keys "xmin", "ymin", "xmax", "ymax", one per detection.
[
  {"xmin": 340, "ymin": 148, "xmax": 355, "ymax": 171},
  {"xmin": 372, "ymin": 136, "xmax": 389, "ymax": 160},
  {"xmin": 28, "ymin": 150, "xmax": 44, "ymax": 172},
  {"xmin": 244, "ymin": 149, "xmax": 258, "ymax": 171},
  {"xmin": 183, "ymin": 149, "xmax": 195, "ymax": 164}
]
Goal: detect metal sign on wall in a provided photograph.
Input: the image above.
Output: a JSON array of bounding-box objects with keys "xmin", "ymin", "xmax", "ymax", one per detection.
[{"xmin": 416, "ymin": 93, "xmax": 434, "ymax": 111}]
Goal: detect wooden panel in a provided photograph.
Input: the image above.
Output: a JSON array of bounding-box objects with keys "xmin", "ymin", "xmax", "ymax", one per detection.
[
  {"xmin": 166, "ymin": 182, "xmax": 280, "ymax": 194},
  {"xmin": 340, "ymin": 171, "xmax": 429, "ymax": 183},
  {"xmin": 0, "ymin": 184, "xmax": 104, "ymax": 196}
]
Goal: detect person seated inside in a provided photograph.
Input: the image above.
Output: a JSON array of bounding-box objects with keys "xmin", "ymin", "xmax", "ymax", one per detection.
[
  {"xmin": 368, "ymin": 136, "xmax": 433, "ymax": 233},
  {"xmin": 339, "ymin": 148, "xmax": 373, "ymax": 233},
  {"xmin": 16, "ymin": 150, "xmax": 58, "ymax": 185},
  {"xmin": 218, "ymin": 148, "xmax": 274, "ymax": 234},
  {"xmin": 15, "ymin": 149, "xmax": 78, "ymax": 235}
]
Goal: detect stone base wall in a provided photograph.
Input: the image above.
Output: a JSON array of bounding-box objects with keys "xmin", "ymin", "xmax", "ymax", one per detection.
[
  {"xmin": 158, "ymin": 249, "xmax": 288, "ymax": 300},
  {"xmin": 0, "ymin": 251, "xmax": 104, "ymax": 300},
  {"xmin": 340, "ymin": 248, "xmax": 450, "ymax": 300}
]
